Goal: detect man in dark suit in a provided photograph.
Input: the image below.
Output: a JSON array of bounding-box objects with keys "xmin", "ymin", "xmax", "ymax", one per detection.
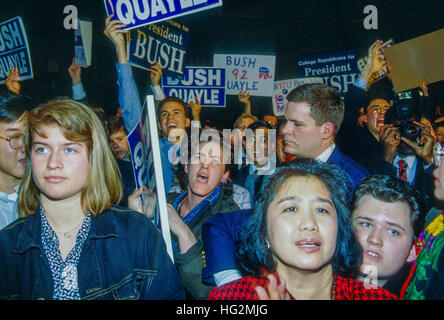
[
  {"xmin": 281, "ymin": 83, "xmax": 369, "ymax": 191},
  {"xmin": 231, "ymin": 120, "xmax": 276, "ymax": 203},
  {"xmin": 336, "ymin": 39, "xmax": 435, "ymax": 211}
]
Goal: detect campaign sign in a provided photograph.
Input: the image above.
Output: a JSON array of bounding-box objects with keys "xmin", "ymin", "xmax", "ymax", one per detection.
[
  {"xmin": 129, "ymin": 19, "xmax": 190, "ymax": 78},
  {"xmin": 213, "ymin": 54, "xmax": 276, "ymax": 97},
  {"xmin": 272, "ymin": 77, "xmax": 324, "ymax": 116},
  {"xmin": 0, "ymin": 16, "xmax": 33, "ymax": 84},
  {"xmin": 127, "ymin": 95, "xmax": 173, "ymax": 260},
  {"xmin": 162, "ymin": 66, "xmax": 226, "ymax": 107},
  {"xmin": 296, "ymin": 50, "xmax": 359, "ymax": 94},
  {"xmin": 74, "ymin": 20, "xmax": 93, "ymax": 68},
  {"xmin": 104, "ymin": 0, "xmax": 222, "ymax": 30}
]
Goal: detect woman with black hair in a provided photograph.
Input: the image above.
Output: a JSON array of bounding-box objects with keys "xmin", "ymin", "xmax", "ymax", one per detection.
[{"xmin": 209, "ymin": 159, "xmax": 397, "ymax": 300}]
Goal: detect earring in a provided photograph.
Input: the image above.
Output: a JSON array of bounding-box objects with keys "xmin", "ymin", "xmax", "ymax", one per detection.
[{"xmin": 265, "ymin": 240, "xmax": 271, "ymax": 249}]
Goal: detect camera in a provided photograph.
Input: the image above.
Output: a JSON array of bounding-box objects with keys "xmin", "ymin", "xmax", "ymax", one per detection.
[
  {"xmin": 385, "ymin": 90, "xmax": 421, "ymax": 155},
  {"xmin": 386, "ymin": 90, "xmax": 421, "ymax": 141}
]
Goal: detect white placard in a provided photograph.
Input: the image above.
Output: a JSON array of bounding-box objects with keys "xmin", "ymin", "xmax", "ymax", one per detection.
[{"xmin": 213, "ymin": 54, "xmax": 276, "ymax": 97}]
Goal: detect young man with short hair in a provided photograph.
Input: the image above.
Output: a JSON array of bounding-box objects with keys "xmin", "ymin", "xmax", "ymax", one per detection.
[
  {"xmin": 351, "ymin": 174, "xmax": 423, "ymax": 295},
  {"xmin": 281, "ymin": 83, "xmax": 369, "ymax": 191},
  {"xmin": 0, "ymin": 91, "xmax": 34, "ymax": 228}
]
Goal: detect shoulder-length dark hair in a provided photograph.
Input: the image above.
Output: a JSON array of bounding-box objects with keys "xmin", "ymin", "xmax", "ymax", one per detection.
[{"xmin": 237, "ymin": 159, "xmax": 362, "ymax": 278}]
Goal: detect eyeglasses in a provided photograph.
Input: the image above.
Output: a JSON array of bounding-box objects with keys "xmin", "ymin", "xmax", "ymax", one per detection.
[
  {"xmin": 433, "ymin": 142, "xmax": 444, "ymax": 167},
  {"xmin": 0, "ymin": 134, "xmax": 24, "ymax": 149}
]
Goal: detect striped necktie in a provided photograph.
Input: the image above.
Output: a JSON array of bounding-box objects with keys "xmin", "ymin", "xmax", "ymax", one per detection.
[{"xmin": 397, "ymin": 159, "xmax": 408, "ymax": 181}]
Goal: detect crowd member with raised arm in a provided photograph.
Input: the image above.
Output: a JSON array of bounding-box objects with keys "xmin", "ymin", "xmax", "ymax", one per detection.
[
  {"xmin": 0, "ymin": 98, "xmax": 184, "ymax": 300},
  {"xmin": 103, "ymin": 15, "xmax": 201, "ymax": 194},
  {"xmin": 337, "ymin": 40, "xmax": 435, "ymax": 211}
]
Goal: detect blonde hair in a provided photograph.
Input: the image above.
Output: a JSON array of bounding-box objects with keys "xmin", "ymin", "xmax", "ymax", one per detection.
[{"xmin": 18, "ymin": 98, "xmax": 122, "ymax": 217}]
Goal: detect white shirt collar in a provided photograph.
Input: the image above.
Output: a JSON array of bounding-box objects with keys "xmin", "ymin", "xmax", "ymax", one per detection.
[{"xmin": 315, "ymin": 143, "xmax": 336, "ymax": 163}]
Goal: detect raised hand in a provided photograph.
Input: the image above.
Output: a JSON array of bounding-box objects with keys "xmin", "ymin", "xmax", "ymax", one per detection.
[
  {"xmin": 360, "ymin": 40, "xmax": 386, "ymax": 85},
  {"xmin": 238, "ymin": 91, "xmax": 251, "ymax": 114},
  {"xmin": 189, "ymin": 97, "xmax": 202, "ymax": 122},
  {"xmin": 401, "ymin": 121, "xmax": 435, "ymax": 165},
  {"xmin": 5, "ymin": 67, "xmax": 21, "ymax": 94},
  {"xmin": 149, "ymin": 62, "xmax": 163, "ymax": 86},
  {"xmin": 103, "ymin": 14, "xmax": 129, "ymax": 63},
  {"xmin": 379, "ymin": 124, "xmax": 400, "ymax": 163},
  {"xmin": 68, "ymin": 57, "xmax": 82, "ymax": 86}
]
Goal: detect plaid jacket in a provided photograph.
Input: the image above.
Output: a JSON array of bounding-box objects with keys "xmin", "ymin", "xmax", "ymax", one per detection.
[{"xmin": 208, "ymin": 274, "xmax": 398, "ymax": 300}]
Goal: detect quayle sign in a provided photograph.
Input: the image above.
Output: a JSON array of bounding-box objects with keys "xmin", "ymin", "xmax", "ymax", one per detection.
[
  {"xmin": 104, "ymin": 0, "xmax": 222, "ymax": 30},
  {"xmin": 162, "ymin": 66, "xmax": 226, "ymax": 107},
  {"xmin": 0, "ymin": 16, "xmax": 33, "ymax": 84}
]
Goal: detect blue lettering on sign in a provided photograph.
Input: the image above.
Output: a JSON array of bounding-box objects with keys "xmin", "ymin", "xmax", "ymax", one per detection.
[
  {"xmin": 226, "ymin": 56, "xmax": 257, "ymax": 69},
  {"xmin": 0, "ymin": 16, "xmax": 32, "ymax": 83},
  {"xmin": 105, "ymin": 0, "xmax": 222, "ymax": 30}
]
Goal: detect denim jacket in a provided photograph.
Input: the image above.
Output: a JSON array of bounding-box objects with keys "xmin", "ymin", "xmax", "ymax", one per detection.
[{"xmin": 0, "ymin": 205, "xmax": 185, "ymax": 300}]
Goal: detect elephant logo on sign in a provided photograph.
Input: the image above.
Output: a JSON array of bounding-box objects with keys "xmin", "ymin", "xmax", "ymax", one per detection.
[{"xmin": 258, "ymin": 67, "xmax": 272, "ymax": 79}]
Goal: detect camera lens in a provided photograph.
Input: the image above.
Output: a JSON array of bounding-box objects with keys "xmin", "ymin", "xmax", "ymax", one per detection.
[{"xmin": 407, "ymin": 124, "xmax": 419, "ymax": 137}]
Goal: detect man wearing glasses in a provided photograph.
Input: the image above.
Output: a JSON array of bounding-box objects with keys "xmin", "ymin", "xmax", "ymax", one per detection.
[{"xmin": 0, "ymin": 91, "xmax": 35, "ymax": 229}]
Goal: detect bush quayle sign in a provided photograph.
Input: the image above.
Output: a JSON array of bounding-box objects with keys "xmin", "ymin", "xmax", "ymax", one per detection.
[
  {"xmin": 162, "ymin": 66, "xmax": 226, "ymax": 107},
  {"xmin": 296, "ymin": 49, "xmax": 359, "ymax": 95},
  {"xmin": 127, "ymin": 95, "xmax": 173, "ymax": 260},
  {"xmin": 0, "ymin": 16, "xmax": 33, "ymax": 84},
  {"xmin": 129, "ymin": 19, "xmax": 189, "ymax": 78},
  {"xmin": 104, "ymin": 0, "xmax": 222, "ymax": 30},
  {"xmin": 273, "ymin": 77, "xmax": 324, "ymax": 116},
  {"xmin": 213, "ymin": 54, "xmax": 276, "ymax": 97}
]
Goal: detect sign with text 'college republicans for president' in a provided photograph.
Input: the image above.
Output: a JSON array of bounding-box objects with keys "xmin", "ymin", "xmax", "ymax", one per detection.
[
  {"xmin": 162, "ymin": 66, "xmax": 226, "ymax": 107},
  {"xmin": 296, "ymin": 49, "xmax": 359, "ymax": 95},
  {"xmin": 128, "ymin": 19, "xmax": 190, "ymax": 79},
  {"xmin": 0, "ymin": 16, "xmax": 33, "ymax": 84},
  {"xmin": 104, "ymin": 0, "xmax": 222, "ymax": 30}
]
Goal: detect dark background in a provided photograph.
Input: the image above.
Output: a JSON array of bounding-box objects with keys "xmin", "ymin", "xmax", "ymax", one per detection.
[{"xmin": 1, "ymin": 0, "xmax": 444, "ymax": 129}]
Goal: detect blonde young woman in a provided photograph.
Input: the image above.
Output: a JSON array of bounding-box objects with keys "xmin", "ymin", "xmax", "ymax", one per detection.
[{"xmin": 0, "ymin": 98, "xmax": 184, "ymax": 300}]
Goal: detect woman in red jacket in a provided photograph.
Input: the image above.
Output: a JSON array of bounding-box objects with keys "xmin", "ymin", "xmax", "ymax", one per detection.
[{"xmin": 209, "ymin": 159, "xmax": 397, "ymax": 300}]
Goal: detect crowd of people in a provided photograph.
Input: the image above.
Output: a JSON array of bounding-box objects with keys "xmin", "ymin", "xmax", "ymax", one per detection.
[{"xmin": 0, "ymin": 16, "xmax": 443, "ymax": 300}]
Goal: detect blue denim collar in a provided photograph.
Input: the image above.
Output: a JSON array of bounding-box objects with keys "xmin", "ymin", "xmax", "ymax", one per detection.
[{"xmin": 14, "ymin": 205, "xmax": 122, "ymax": 253}]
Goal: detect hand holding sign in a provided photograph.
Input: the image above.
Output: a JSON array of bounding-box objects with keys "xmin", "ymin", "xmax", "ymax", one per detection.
[
  {"xmin": 5, "ymin": 67, "xmax": 20, "ymax": 95},
  {"xmin": 189, "ymin": 97, "xmax": 202, "ymax": 122},
  {"xmin": 68, "ymin": 57, "xmax": 82, "ymax": 86},
  {"xmin": 149, "ymin": 62, "xmax": 163, "ymax": 86},
  {"xmin": 104, "ymin": 14, "xmax": 129, "ymax": 63}
]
